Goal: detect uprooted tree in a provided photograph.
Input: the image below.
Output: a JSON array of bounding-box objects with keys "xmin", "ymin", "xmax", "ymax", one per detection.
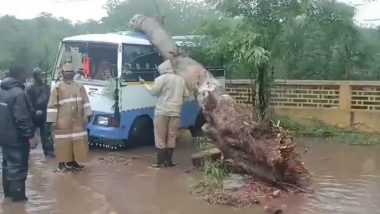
[{"xmin": 130, "ymin": 14, "xmax": 312, "ymax": 190}]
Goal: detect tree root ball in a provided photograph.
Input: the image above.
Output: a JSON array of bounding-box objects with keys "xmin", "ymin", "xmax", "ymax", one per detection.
[{"xmin": 201, "ymin": 91, "xmax": 312, "ymax": 190}]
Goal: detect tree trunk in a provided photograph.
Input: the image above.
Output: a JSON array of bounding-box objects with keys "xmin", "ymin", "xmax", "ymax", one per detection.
[{"xmin": 130, "ymin": 14, "xmax": 312, "ymax": 189}]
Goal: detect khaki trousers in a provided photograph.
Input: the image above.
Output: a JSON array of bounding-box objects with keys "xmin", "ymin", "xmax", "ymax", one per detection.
[
  {"xmin": 154, "ymin": 116, "xmax": 181, "ymax": 149},
  {"xmin": 54, "ymin": 137, "xmax": 89, "ymax": 162}
]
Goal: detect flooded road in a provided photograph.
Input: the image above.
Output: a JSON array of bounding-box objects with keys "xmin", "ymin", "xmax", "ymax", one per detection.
[
  {"xmin": 285, "ymin": 138, "xmax": 380, "ymax": 214},
  {"xmin": 1, "ymin": 135, "xmax": 379, "ymax": 214}
]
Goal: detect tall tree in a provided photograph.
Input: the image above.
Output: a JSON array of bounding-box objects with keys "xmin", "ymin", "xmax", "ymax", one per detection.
[{"xmin": 201, "ymin": 0, "xmax": 373, "ymax": 80}]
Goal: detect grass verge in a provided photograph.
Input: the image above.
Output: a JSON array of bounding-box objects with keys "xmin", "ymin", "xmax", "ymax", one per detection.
[
  {"xmin": 272, "ymin": 115, "xmax": 380, "ymax": 145},
  {"xmin": 194, "ymin": 137, "xmax": 229, "ymax": 189}
]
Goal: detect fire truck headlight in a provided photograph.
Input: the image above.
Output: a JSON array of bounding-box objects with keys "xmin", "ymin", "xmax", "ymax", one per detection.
[{"xmin": 96, "ymin": 116, "xmax": 109, "ymax": 126}]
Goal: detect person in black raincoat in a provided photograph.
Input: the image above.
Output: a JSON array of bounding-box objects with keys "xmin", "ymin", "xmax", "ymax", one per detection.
[
  {"xmin": 27, "ymin": 69, "xmax": 55, "ymax": 157},
  {"xmin": 0, "ymin": 66, "xmax": 34, "ymax": 202}
]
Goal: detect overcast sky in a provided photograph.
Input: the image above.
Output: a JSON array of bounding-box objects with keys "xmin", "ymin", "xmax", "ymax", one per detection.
[{"xmin": 0, "ymin": 0, "xmax": 379, "ymax": 25}]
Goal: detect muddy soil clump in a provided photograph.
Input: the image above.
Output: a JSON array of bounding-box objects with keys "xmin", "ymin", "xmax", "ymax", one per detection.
[
  {"xmin": 194, "ymin": 173, "xmax": 295, "ymax": 212},
  {"xmin": 201, "ymin": 92, "xmax": 312, "ymax": 189}
]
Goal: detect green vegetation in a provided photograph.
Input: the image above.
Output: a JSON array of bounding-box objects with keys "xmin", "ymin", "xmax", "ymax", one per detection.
[
  {"xmin": 195, "ymin": 0, "xmax": 380, "ymax": 81},
  {"xmin": 196, "ymin": 136, "xmax": 215, "ymax": 152},
  {"xmin": 200, "ymin": 158, "xmax": 228, "ymax": 188},
  {"xmin": 103, "ymin": 0, "xmax": 216, "ymax": 34},
  {"xmin": 273, "ymin": 114, "xmax": 380, "ymax": 145},
  {"xmin": 195, "ymin": 137, "xmax": 229, "ymax": 189},
  {"xmin": 0, "ymin": 0, "xmax": 216, "ymax": 73},
  {"xmin": 0, "ymin": 14, "xmax": 100, "ymax": 72}
]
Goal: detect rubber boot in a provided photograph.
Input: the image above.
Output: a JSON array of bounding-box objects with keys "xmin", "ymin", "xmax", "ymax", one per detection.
[
  {"xmin": 56, "ymin": 162, "xmax": 70, "ymax": 173},
  {"xmin": 66, "ymin": 161, "xmax": 85, "ymax": 170},
  {"xmin": 150, "ymin": 149, "xmax": 166, "ymax": 168},
  {"xmin": 9, "ymin": 180, "xmax": 27, "ymax": 202},
  {"xmin": 165, "ymin": 148, "xmax": 177, "ymax": 167}
]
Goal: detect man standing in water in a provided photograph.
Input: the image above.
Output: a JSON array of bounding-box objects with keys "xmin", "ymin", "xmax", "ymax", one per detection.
[
  {"xmin": 0, "ymin": 66, "xmax": 34, "ymax": 201},
  {"xmin": 47, "ymin": 63, "xmax": 92, "ymax": 173},
  {"xmin": 140, "ymin": 60, "xmax": 189, "ymax": 168},
  {"xmin": 27, "ymin": 68, "xmax": 55, "ymax": 157}
]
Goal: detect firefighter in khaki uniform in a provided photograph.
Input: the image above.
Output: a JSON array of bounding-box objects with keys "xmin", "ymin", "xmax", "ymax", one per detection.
[
  {"xmin": 139, "ymin": 60, "xmax": 189, "ymax": 168},
  {"xmin": 47, "ymin": 63, "xmax": 92, "ymax": 172}
]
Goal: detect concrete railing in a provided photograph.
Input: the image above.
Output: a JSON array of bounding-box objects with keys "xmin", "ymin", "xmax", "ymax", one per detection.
[{"xmin": 226, "ymin": 79, "xmax": 380, "ymax": 133}]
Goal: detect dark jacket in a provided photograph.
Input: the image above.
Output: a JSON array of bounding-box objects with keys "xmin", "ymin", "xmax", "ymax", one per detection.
[
  {"xmin": 0, "ymin": 77, "xmax": 34, "ymax": 147},
  {"xmin": 26, "ymin": 82, "xmax": 50, "ymax": 123}
]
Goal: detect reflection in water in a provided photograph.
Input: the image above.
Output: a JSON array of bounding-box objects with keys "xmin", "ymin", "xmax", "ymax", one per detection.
[
  {"xmin": 0, "ymin": 137, "xmax": 379, "ymax": 214},
  {"xmin": 293, "ymin": 175, "xmax": 380, "ymax": 214},
  {"xmin": 286, "ymin": 138, "xmax": 380, "ymax": 214}
]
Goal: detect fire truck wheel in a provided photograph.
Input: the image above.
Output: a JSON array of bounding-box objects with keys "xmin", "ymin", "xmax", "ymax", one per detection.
[
  {"xmin": 128, "ymin": 116, "xmax": 155, "ymax": 146},
  {"xmin": 189, "ymin": 112, "xmax": 206, "ymax": 137}
]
